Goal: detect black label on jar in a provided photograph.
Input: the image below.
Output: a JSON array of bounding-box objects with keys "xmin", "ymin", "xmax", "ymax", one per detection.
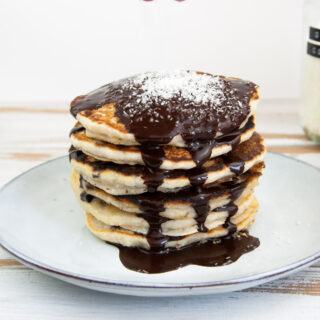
[
  {"xmin": 310, "ymin": 27, "xmax": 320, "ymax": 42},
  {"xmin": 307, "ymin": 42, "xmax": 320, "ymax": 58}
]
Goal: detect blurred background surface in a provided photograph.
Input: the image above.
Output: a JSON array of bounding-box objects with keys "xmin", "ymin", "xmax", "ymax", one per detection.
[{"xmin": 0, "ymin": 0, "xmax": 303, "ymax": 102}]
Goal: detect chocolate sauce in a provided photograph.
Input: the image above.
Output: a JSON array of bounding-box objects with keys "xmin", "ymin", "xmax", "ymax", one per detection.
[
  {"xmin": 227, "ymin": 162, "xmax": 245, "ymax": 175},
  {"xmin": 193, "ymin": 200, "xmax": 210, "ymax": 232},
  {"xmin": 78, "ymin": 176, "xmax": 94, "ymax": 202},
  {"xmin": 79, "ymin": 175, "xmax": 84, "ymax": 188},
  {"xmin": 216, "ymin": 203, "xmax": 238, "ymax": 234},
  {"xmin": 69, "ymin": 123, "xmax": 84, "ymax": 137},
  {"xmin": 188, "ymin": 176, "xmax": 247, "ymax": 233},
  {"xmin": 188, "ymin": 169, "xmax": 210, "ymax": 232},
  {"xmin": 134, "ymin": 192, "xmax": 169, "ymax": 250},
  {"xmin": 140, "ymin": 144, "xmax": 166, "ymax": 193},
  {"xmin": 140, "ymin": 214, "xmax": 170, "ymax": 250},
  {"xmin": 80, "ymin": 191, "xmax": 94, "ymax": 203},
  {"xmin": 140, "ymin": 144, "xmax": 165, "ymax": 169},
  {"xmin": 69, "ymin": 72, "xmax": 259, "ymax": 254},
  {"xmin": 184, "ymin": 138, "xmax": 215, "ymax": 168},
  {"xmin": 114, "ymin": 232, "xmax": 259, "ymax": 274},
  {"xmin": 187, "ymin": 161, "xmax": 213, "ymax": 232},
  {"xmin": 70, "ymin": 72, "xmax": 257, "ymax": 142}
]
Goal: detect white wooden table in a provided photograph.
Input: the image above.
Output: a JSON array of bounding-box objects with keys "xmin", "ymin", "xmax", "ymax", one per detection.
[{"xmin": 0, "ymin": 99, "xmax": 320, "ymax": 319}]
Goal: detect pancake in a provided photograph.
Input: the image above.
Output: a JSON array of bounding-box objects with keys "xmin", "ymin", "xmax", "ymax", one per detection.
[
  {"xmin": 70, "ymin": 115, "xmax": 255, "ymax": 170},
  {"xmin": 70, "ymin": 71, "xmax": 259, "ymax": 147},
  {"xmin": 84, "ymin": 196, "xmax": 258, "ymax": 250},
  {"xmin": 71, "ymin": 163, "xmax": 262, "ymax": 215},
  {"xmin": 69, "ymin": 132, "xmax": 266, "ymax": 195}
]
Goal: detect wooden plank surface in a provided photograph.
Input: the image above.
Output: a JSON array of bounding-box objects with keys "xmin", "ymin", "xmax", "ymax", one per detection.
[{"xmin": 0, "ymin": 99, "xmax": 320, "ymax": 319}]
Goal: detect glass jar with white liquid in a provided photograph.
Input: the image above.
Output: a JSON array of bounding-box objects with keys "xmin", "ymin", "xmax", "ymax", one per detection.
[{"xmin": 301, "ymin": 0, "xmax": 320, "ymax": 143}]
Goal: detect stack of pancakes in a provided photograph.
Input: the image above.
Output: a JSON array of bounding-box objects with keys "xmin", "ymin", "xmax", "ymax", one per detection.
[{"xmin": 69, "ymin": 71, "xmax": 265, "ymax": 252}]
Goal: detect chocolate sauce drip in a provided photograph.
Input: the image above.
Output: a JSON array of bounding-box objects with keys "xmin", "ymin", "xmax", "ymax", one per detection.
[
  {"xmin": 192, "ymin": 198, "xmax": 210, "ymax": 232},
  {"xmin": 140, "ymin": 144, "xmax": 165, "ymax": 169},
  {"xmin": 215, "ymin": 203, "xmax": 238, "ymax": 234},
  {"xmin": 78, "ymin": 175, "xmax": 94, "ymax": 202},
  {"xmin": 188, "ymin": 177, "xmax": 246, "ymax": 233},
  {"xmin": 188, "ymin": 168, "xmax": 208, "ymax": 187},
  {"xmin": 80, "ymin": 191, "xmax": 94, "ymax": 203},
  {"xmin": 114, "ymin": 232, "xmax": 260, "ymax": 274},
  {"xmin": 69, "ymin": 123, "xmax": 84, "ymax": 137},
  {"xmin": 229, "ymin": 180, "xmax": 247, "ymax": 200},
  {"xmin": 140, "ymin": 144, "xmax": 166, "ymax": 193},
  {"xmin": 227, "ymin": 161, "xmax": 245, "ymax": 175},
  {"xmin": 79, "ymin": 175, "xmax": 84, "ymax": 188},
  {"xmin": 188, "ymin": 170, "xmax": 210, "ymax": 233},
  {"xmin": 223, "ymin": 221, "xmax": 237, "ymax": 234},
  {"xmin": 223, "ymin": 149, "xmax": 246, "ymax": 175},
  {"xmin": 135, "ymin": 188, "xmax": 170, "ymax": 250},
  {"xmin": 69, "ymin": 146, "xmax": 84, "ymax": 163},
  {"xmin": 136, "ymin": 160, "xmax": 170, "ymax": 250},
  {"xmin": 187, "ymin": 162, "xmax": 217, "ymax": 233},
  {"xmin": 184, "ymin": 138, "xmax": 215, "ymax": 168},
  {"xmin": 140, "ymin": 214, "xmax": 170, "ymax": 251},
  {"xmin": 141, "ymin": 170, "xmax": 164, "ymax": 193}
]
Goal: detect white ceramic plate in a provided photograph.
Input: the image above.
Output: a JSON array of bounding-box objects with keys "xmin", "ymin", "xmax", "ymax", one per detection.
[{"xmin": 0, "ymin": 152, "xmax": 319, "ymax": 296}]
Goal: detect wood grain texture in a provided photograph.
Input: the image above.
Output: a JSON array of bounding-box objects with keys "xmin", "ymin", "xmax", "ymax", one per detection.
[
  {"xmin": 267, "ymin": 145, "xmax": 320, "ymax": 154},
  {"xmin": 0, "ymin": 107, "xmax": 68, "ymax": 114},
  {"xmin": 9, "ymin": 152, "xmax": 52, "ymax": 161},
  {"xmin": 0, "ymin": 269, "xmax": 318, "ymax": 320},
  {"xmin": 0, "ymin": 255, "xmax": 320, "ymax": 295},
  {"xmin": 261, "ymin": 133, "xmax": 308, "ymax": 140},
  {"xmin": 0, "ymin": 259, "xmax": 21, "ymax": 267},
  {"xmin": 0, "ymin": 99, "xmax": 320, "ymax": 318}
]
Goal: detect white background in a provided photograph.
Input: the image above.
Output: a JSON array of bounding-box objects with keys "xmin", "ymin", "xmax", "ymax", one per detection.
[{"xmin": 0, "ymin": 0, "xmax": 304, "ymax": 102}]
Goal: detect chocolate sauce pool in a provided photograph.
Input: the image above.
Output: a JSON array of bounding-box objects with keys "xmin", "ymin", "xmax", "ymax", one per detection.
[
  {"xmin": 69, "ymin": 71, "xmax": 260, "ymax": 267},
  {"xmin": 113, "ymin": 232, "xmax": 260, "ymax": 274}
]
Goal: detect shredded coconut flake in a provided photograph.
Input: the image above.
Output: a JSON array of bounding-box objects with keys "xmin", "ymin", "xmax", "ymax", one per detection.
[{"xmin": 122, "ymin": 70, "xmax": 227, "ymax": 107}]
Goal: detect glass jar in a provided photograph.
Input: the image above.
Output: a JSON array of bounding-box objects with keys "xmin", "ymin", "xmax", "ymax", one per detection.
[{"xmin": 301, "ymin": 0, "xmax": 320, "ymax": 143}]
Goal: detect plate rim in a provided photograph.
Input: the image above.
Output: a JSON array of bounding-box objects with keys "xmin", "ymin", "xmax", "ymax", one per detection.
[{"xmin": 0, "ymin": 152, "xmax": 320, "ymax": 290}]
